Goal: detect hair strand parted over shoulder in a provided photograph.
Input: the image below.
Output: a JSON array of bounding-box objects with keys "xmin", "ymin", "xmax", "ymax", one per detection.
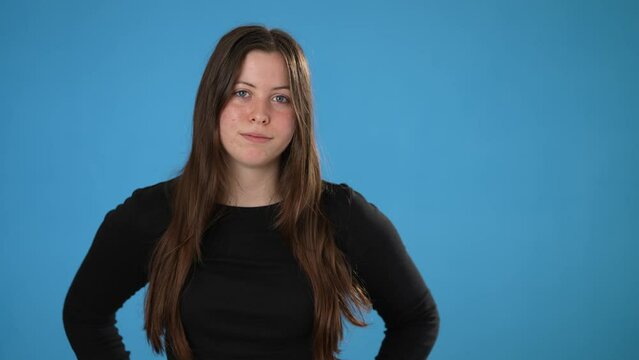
[{"xmin": 143, "ymin": 24, "xmax": 372, "ymax": 360}]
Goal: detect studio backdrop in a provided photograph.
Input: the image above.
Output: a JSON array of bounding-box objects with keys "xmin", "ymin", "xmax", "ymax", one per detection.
[{"xmin": 1, "ymin": 0, "xmax": 637, "ymax": 359}]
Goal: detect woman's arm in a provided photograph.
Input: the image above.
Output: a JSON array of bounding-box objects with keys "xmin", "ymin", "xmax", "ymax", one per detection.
[
  {"xmin": 342, "ymin": 185, "xmax": 440, "ymax": 359},
  {"xmin": 63, "ymin": 183, "xmax": 170, "ymax": 359}
]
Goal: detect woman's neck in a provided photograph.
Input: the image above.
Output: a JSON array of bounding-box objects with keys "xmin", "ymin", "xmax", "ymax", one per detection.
[{"xmin": 223, "ymin": 165, "xmax": 281, "ymax": 207}]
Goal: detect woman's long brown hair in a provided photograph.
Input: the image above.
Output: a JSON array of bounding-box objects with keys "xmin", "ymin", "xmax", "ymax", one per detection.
[{"xmin": 143, "ymin": 25, "xmax": 373, "ymax": 360}]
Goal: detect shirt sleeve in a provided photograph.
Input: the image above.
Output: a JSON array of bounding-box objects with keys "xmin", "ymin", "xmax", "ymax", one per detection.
[
  {"xmin": 62, "ymin": 183, "xmax": 169, "ymax": 359},
  {"xmin": 341, "ymin": 184, "xmax": 440, "ymax": 359}
]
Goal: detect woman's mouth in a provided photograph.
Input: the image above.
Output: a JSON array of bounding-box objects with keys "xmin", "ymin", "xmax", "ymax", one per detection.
[{"xmin": 241, "ymin": 133, "xmax": 272, "ymax": 143}]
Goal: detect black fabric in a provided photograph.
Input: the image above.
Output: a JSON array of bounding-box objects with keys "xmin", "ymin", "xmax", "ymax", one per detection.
[{"xmin": 63, "ymin": 178, "xmax": 440, "ymax": 359}]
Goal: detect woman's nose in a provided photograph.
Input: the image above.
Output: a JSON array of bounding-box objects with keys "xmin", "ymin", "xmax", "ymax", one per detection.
[{"xmin": 250, "ymin": 100, "xmax": 270, "ymax": 124}]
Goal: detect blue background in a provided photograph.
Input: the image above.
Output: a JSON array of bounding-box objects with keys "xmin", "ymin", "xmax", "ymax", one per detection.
[{"xmin": 1, "ymin": 0, "xmax": 637, "ymax": 359}]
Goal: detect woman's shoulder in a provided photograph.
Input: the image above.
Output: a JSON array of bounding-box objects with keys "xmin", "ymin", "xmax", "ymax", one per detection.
[
  {"xmin": 321, "ymin": 179, "xmax": 347, "ymax": 194},
  {"xmin": 103, "ymin": 176, "xmax": 177, "ymax": 237},
  {"xmin": 320, "ymin": 179, "xmax": 377, "ymax": 229},
  {"xmin": 122, "ymin": 177, "xmax": 175, "ymax": 211},
  {"xmin": 320, "ymin": 180, "xmax": 352, "ymax": 210},
  {"xmin": 320, "ymin": 179, "xmax": 393, "ymax": 232},
  {"xmin": 126, "ymin": 176, "xmax": 176, "ymax": 206},
  {"xmin": 320, "ymin": 179, "xmax": 373, "ymax": 211}
]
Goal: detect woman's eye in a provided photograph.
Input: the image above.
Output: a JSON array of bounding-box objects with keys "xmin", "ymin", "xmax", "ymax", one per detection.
[
  {"xmin": 234, "ymin": 90, "xmax": 249, "ymax": 97},
  {"xmin": 274, "ymin": 95, "xmax": 289, "ymax": 103}
]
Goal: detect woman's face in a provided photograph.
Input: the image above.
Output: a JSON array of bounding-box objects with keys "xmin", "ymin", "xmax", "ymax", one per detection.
[{"xmin": 219, "ymin": 50, "xmax": 296, "ymax": 174}]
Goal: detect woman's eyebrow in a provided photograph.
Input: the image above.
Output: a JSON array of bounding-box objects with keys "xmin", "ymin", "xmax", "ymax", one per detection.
[{"xmin": 236, "ymin": 80, "xmax": 290, "ymax": 90}]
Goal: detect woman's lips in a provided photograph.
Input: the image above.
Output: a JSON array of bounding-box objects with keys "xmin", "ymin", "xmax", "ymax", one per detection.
[{"xmin": 241, "ymin": 133, "xmax": 272, "ymax": 143}]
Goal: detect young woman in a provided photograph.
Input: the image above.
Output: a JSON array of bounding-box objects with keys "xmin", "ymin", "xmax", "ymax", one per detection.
[{"xmin": 63, "ymin": 25, "xmax": 440, "ymax": 360}]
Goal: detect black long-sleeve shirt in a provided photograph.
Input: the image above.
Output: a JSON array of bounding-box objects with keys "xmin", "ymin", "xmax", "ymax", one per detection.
[{"xmin": 63, "ymin": 178, "xmax": 439, "ymax": 359}]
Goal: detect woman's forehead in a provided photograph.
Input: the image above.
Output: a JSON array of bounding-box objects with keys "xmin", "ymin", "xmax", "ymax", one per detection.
[{"xmin": 236, "ymin": 50, "xmax": 290, "ymax": 87}]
